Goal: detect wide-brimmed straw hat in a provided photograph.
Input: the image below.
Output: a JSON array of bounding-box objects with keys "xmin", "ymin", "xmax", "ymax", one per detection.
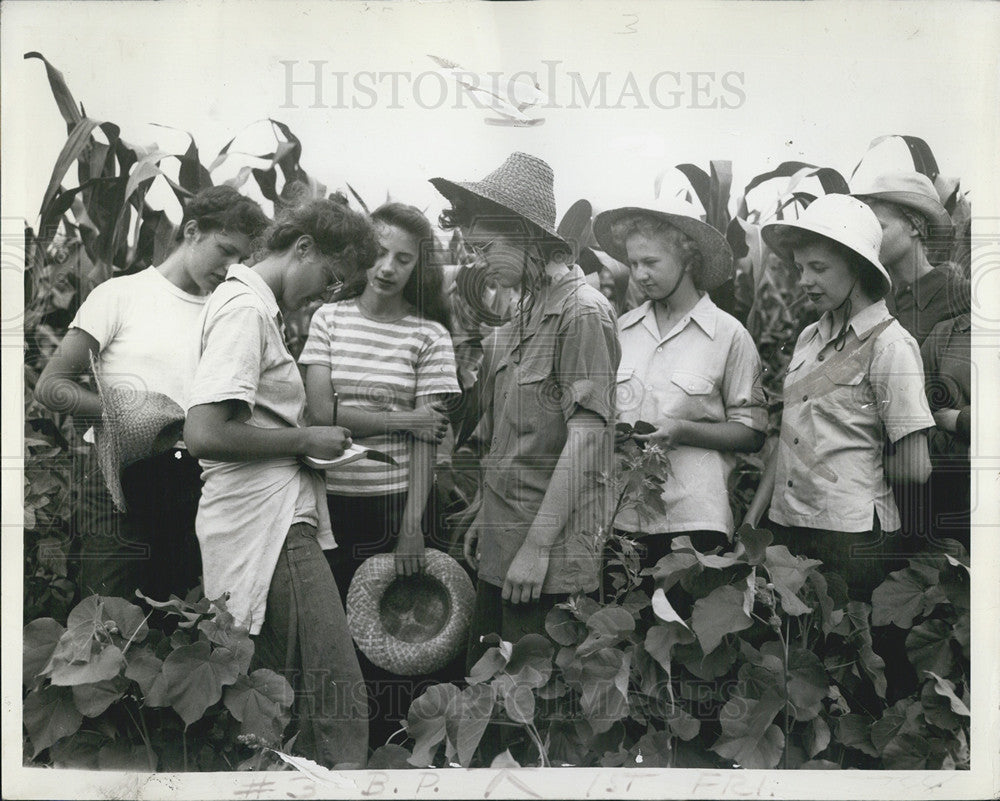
[
  {"xmin": 761, "ymin": 194, "xmax": 892, "ymax": 299},
  {"xmin": 90, "ymin": 356, "xmax": 186, "ymax": 512},
  {"xmin": 430, "ymin": 152, "xmax": 569, "ymax": 249},
  {"xmin": 346, "ymin": 548, "xmax": 474, "ymax": 676},
  {"xmin": 592, "ymin": 197, "xmax": 734, "ymax": 291},
  {"xmin": 850, "ymin": 170, "xmax": 953, "ymax": 233}
]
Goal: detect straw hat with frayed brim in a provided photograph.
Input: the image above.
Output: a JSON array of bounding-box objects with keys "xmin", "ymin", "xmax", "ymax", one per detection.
[
  {"xmin": 592, "ymin": 197, "xmax": 734, "ymax": 291},
  {"xmin": 346, "ymin": 548, "xmax": 474, "ymax": 676},
  {"xmin": 91, "ymin": 355, "xmax": 186, "ymax": 512},
  {"xmin": 430, "ymin": 152, "xmax": 569, "ymax": 249},
  {"xmin": 761, "ymin": 193, "xmax": 893, "ymax": 299},
  {"xmin": 850, "ymin": 170, "xmax": 954, "ymax": 233}
]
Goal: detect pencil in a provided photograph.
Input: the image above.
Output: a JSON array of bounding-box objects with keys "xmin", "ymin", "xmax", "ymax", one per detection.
[{"xmin": 332, "ymin": 391, "xmax": 339, "ymax": 426}]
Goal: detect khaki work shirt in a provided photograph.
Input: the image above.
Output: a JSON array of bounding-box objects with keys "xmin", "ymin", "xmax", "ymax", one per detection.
[
  {"xmin": 770, "ymin": 300, "xmax": 934, "ymax": 533},
  {"xmin": 473, "ymin": 266, "xmax": 621, "ymax": 594}
]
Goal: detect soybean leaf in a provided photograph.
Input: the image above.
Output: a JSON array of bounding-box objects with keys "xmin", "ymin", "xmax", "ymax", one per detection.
[
  {"xmin": 871, "ymin": 699, "xmax": 924, "ymax": 752},
  {"xmin": 674, "ymin": 637, "xmax": 739, "ymax": 680},
  {"xmin": 871, "ymin": 566, "xmax": 941, "ymax": 628},
  {"xmin": 124, "ymin": 645, "xmax": 163, "ymax": 696},
  {"xmin": 504, "ymin": 633, "xmax": 553, "ymax": 688},
  {"xmin": 621, "ymin": 589, "xmax": 651, "ymax": 617},
  {"xmin": 223, "ymin": 668, "xmax": 294, "ymax": 745},
  {"xmin": 650, "ymin": 587, "xmax": 689, "ymax": 627},
  {"xmin": 919, "ymin": 678, "xmax": 965, "ymax": 731},
  {"xmin": 368, "ymin": 744, "xmax": 416, "ymax": 769},
  {"xmin": 906, "ymin": 619, "xmax": 954, "ymax": 678},
  {"xmin": 666, "ymin": 706, "xmax": 701, "ymax": 741},
  {"xmin": 644, "ymin": 621, "xmax": 695, "ymax": 673},
  {"xmin": 736, "ymin": 522, "xmax": 772, "ymax": 566},
  {"xmin": 24, "ymin": 685, "xmax": 83, "ymax": 757},
  {"xmin": 835, "ymin": 714, "xmax": 879, "ymax": 757},
  {"xmin": 161, "ymin": 640, "xmax": 241, "ymax": 725},
  {"xmin": 630, "ymin": 730, "xmax": 673, "ymax": 767},
  {"xmin": 673, "ymin": 535, "xmax": 741, "ymax": 569},
  {"xmin": 466, "ymin": 644, "xmax": 508, "ymax": 685},
  {"xmin": 72, "ymin": 676, "xmax": 128, "ymax": 717},
  {"xmin": 781, "ymin": 645, "xmax": 828, "ymax": 721},
  {"xmin": 649, "ymin": 550, "xmax": 700, "ymax": 592},
  {"xmin": 98, "ymin": 741, "xmax": 156, "ymax": 771},
  {"xmin": 23, "ymin": 618, "xmax": 66, "ymax": 682},
  {"xmin": 48, "ymin": 644, "xmax": 124, "ymax": 687},
  {"xmin": 502, "ymin": 683, "xmax": 535, "ymax": 726},
  {"xmin": 763, "ymin": 546, "xmax": 820, "ymax": 616},
  {"xmin": 444, "ymin": 684, "xmax": 494, "ymax": 768},
  {"xmin": 576, "ymin": 606, "xmax": 635, "ymax": 657},
  {"xmin": 489, "ymin": 749, "xmax": 521, "ymax": 768},
  {"xmin": 804, "ymin": 716, "xmax": 831, "ymax": 758},
  {"xmin": 544, "ymin": 606, "xmax": 586, "ymax": 646},
  {"xmin": 574, "ymin": 648, "xmax": 630, "ymax": 734},
  {"xmin": 100, "ymin": 597, "xmax": 149, "ymax": 644},
  {"xmin": 50, "ymin": 730, "xmax": 105, "ymax": 769},
  {"xmin": 711, "ymin": 690, "xmax": 785, "ymax": 769},
  {"xmin": 881, "ymin": 733, "xmax": 931, "ymax": 770},
  {"xmin": 406, "ymin": 683, "xmax": 458, "ymax": 766},
  {"xmin": 925, "ymin": 671, "xmax": 971, "ymax": 717},
  {"xmin": 846, "ymin": 601, "xmax": 887, "ymax": 699},
  {"xmin": 691, "ymin": 584, "xmax": 752, "ymax": 654},
  {"xmin": 799, "ymin": 759, "xmax": 841, "ymax": 769}
]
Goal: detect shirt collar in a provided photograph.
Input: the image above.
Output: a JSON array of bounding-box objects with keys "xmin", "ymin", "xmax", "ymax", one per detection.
[
  {"xmin": 619, "ymin": 293, "xmax": 718, "ymax": 340},
  {"xmin": 540, "ymin": 264, "xmax": 589, "ymax": 316},
  {"xmin": 897, "ymin": 265, "xmax": 949, "ymax": 310},
  {"xmin": 815, "ymin": 299, "xmax": 891, "ymax": 344},
  {"xmin": 225, "ymin": 264, "xmax": 281, "ymax": 320}
]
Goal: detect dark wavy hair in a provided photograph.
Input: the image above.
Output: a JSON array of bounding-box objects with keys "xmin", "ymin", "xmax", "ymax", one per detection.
[
  {"xmin": 174, "ymin": 185, "xmax": 269, "ymax": 243},
  {"xmin": 263, "ymin": 196, "xmax": 379, "ymax": 275},
  {"xmin": 783, "ymin": 230, "xmax": 885, "ymax": 300},
  {"xmin": 339, "ymin": 202, "xmax": 453, "ymax": 332}
]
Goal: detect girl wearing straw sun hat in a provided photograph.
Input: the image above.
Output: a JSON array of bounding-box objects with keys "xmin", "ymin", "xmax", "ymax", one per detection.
[
  {"xmin": 743, "ymin": 194, "xmax": 934, "ymax": 608},
  {"xmin": 593, "ymin": 197, "xmax": 767, "ymax": 575},
  {"xmin": 430, "ymin": 152, "xmax": 621, "ymax": 675}
]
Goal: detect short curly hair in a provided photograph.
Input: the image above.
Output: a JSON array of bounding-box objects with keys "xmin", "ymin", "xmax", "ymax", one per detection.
[
  {"xmin": 609, "ymin": 213, "xmax": 706, "ymax": 289},
  {"xmin": 263, "ymin": 197, "xmax": 379, "ymax": 275},
  {"xmin": 175, "ymin": 185, "xmax": 269, "ymax": 242}
]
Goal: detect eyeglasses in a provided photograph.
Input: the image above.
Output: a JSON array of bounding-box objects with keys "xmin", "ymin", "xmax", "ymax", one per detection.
[{"xmin": 320, "ymin": 278, "xmax": 345, "ymax": 303}]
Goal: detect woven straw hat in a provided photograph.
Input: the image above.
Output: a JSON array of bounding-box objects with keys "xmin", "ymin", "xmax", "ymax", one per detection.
[
  {"xmin": 850, "ymin": 170, "xmax": 954, "ymax": 232},
  {"xmin": 346, "ymin": 548, "xmax": 474, "ymax": 676},
  {"xmin": 430, "ymin": 152, "xmax": 569, "ymax": 248},
  {"xmin": 592, "ymin": 196, "xmax": 734, "ymax": 290},
  {"xmin": 91, "ymin": 355, "xmax": 186, "ymax": 511},
  {"xmin": 761, "ymin": 193, "xmax": 893, "ymax": 299}
]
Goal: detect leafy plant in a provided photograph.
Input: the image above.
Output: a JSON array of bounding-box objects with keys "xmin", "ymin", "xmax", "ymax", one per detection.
[{"xmin": 23, "ymin": 590, "xmax": 294, "ymax": 771}]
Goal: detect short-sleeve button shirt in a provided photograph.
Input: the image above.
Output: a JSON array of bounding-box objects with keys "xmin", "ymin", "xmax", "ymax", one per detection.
[
  {"xmin": 615, "ymin": 295, "xmax": 767, "ymax": 536},
  {"xmin": 887, "ymin": 263, "xmax": 970, "ymax": 347},
  {"xmin": 472, "ymin": 266, "xmax": 621, "ymax": 594},
  {"xmin": 770, "ymin": 299, "xmax": 934, "ymax": 533}
]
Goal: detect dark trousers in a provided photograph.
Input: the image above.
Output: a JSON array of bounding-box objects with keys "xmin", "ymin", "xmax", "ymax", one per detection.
[
  {"xmin": 325, "ymin": 492, "xmax": 463, "ymax": 754},
  {"xmin": 765, "ymin": 516, "xmax": 917, "ymax": 704},
  {"xmin": 252, "ymin": 523, "xmax": 369, "ymax": 769},
  {"xmin": 74, "ymin": 447, "xmax": 202, "ymax": 602}
]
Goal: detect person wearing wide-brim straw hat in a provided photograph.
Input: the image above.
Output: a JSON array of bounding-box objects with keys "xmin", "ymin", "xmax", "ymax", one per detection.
[
  {"xmin": 34, "ymin": 185, "xmax": 268, "ymax": 603},
  {"xmin": 743, "ymin": 194, "xmax": 934, "ymax": 617},
  {"xmin": 851, "ymin": 170, "xmax": 969, "ymax": 346},
  {"xmin": 592, "ymin": 198, "xmax": 767, "ymax": 578},
  {"xmin": 430, "ymin": 152, "xmax": 621, "ymax": 675}
]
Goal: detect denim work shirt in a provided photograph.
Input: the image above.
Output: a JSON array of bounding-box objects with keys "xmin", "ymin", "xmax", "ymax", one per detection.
[
  {"xmin": 770, "ymin": 300, "xmax": 934, "ymax": 533},
  {"xmin": 472, "ymin": 266, "xmax": 621, "ymax": 594}
]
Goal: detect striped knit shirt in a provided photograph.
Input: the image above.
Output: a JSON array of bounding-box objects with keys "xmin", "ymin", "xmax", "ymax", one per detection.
[{"xmin": 299, "ymin": 299, "xmax": 460, "ymax": 495}]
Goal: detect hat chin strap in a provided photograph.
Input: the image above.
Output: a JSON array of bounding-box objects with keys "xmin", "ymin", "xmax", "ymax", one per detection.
[{"xmin": 655, "ymin": 267, "xmax": 688, "ymax": 304}]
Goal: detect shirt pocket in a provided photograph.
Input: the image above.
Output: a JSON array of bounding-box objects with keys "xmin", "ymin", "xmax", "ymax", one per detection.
[
  {"xmin": 663, "ymin": 369, "xmax": 717, "ymax": 420},
  {"xmin": 504, "ymin": 357, "xmax": 558, "ymax": 434},
  {"xmin": 615, "ymin": 367, "xmax": 642, "ymax": 420},
  {"xmin": 819, "ymin": 362, "xmax": 877, "ymax": 424}
]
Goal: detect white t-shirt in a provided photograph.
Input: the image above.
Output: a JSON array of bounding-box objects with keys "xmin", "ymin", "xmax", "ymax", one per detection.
[{"xmin": 71, "ymin": 266, "xmax": 207, "ymax": 408}]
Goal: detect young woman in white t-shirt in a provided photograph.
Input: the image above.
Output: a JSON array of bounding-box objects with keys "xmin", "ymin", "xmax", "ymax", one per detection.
[{"xmin": 35, "ymin": 186, "xmax": 268, "ymax": 602}]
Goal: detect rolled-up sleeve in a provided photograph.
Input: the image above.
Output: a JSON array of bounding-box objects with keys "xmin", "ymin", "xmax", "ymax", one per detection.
[
  {"xmin": 870, "ymin": 335, "xmax": 935, "ymax": 443},
  {"xmin": 297, "ymin": 305, "xmax": 332, "ymax": 368},
  {"xmin": 721, "ymin": 327, "xmax": 768, "ymax": 431},
  {"xmin": 555, "ymin": 310, "xmax": 621, "ymax": 424},
  {"xmin": 187, "ymin": 302, "xmax": 265, "ymax": 412}
]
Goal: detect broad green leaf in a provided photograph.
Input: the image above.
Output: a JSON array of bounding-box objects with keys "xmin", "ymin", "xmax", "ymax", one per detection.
[
  {"xmin": 443, "ymin": 684, "xmax": 494, "ymax": 768},
  {"xmin": 124, "ymin": 645, "xmax": 163, "ymax": 696},
  {"xmin": 50, "ymin": 731, "xmax": 105, "ymax": 769},
  {"xmin": 571, "ymin": 648, "xmax": 630, "ymax": 734},
  {"xmin": 223, "ymin": 668, "xmax": 293, "ymax": 745},
  {"xmin": 666, "ymin": 706, "xmax": 700, "ymax": 741},
  {"xmin": 651, "ymin": 587, "xmax": 689, "ymax": 627},
  {"xmin": 406, "ymin": 683, "xmax": 459, "ymax": 766},
  {"xmin": 368, "ymin": 744, "xmax": 416, "ymax": 769},
  {"xmin": 24, "ymin": 685, "xmax": 83, "ymax": 757},
  {"xmin": 672, "ymin": 535, "xmax": 741, "ymax": 569},
  {"xmin": 489, "ymin": 749, "xmax": 521, "ymax": 768},
  {"xmin": 919, "ymin": 678, "xmax": 965, "ymax": 731},
  {"xmin": 576, "ymin": 606, "xmax": 635, "ymax": 658},
  {"xmin": 161, "ymin": 640, "xmax": 241, "ymax": 725},
  {"xmin": 906, "ymin": 619, "xmax": 954, "ymax": 678},
  {"xmin": 834, "ymin": 714, "xmax": 879, "ymax": 756},
  {"xmin": 846, "ymin": 602, "xmax": 887, "ymax": 699},
  {"xmin": 621, "ymin": 589, "xmax": 651, "ymax": 617},
  {"xmin": 674, "ymin": 637, "xmax": 739, "ymax": 680},
  {"xmin": 544, "ymin": 606, "xmax": 586, "ymax": 646},
  {"xmin": 644, "ymin": 621, "xmax": 695, "ymax": 673},
  {"xmin": 953, "ymin": 611, "xmax": 970, "ymax": 658},
  {"xmin": 630, "ymin": 730, "xmax": 673, "ymax": 767},
  {"xmin": 23, "ymin": 618, "xmax": 66, "ymax": 682},
  {"xmin": 712, "ymin": 691, "xmax": 785, "ymax": 769},
  {"xmin": 504, "ymin": 633, "xmax": 553, "ymax": 688},
  {"xmin": 49, "ymin": 644, "xmax": 124, "ymax": 687},
  {"xmin": 649, "ymin": 550, "xmax": 700, "ymax": 592},
  {"xmin": 871, "ymin": 566, "xmax": 938, "ymax": 628},
  {"xmin": 691, "ymin": 584, "xmax": 752, "ymax": 654},
  {"xmin": 72, "ymin": 676, "xmax": 128, "ymax": 717},
  {"xmin": 799, "ymin": 759, "xmax": 840, "ymax": 769},
  {"xmin": 925, "ymin": 671, "xmax": 970, "ymax": 717},
  {"xmin": 807, "ymin": 571, "xmax": 845, "ymax": 635},
  {"xmin": 466, "ymin": 645, "xmax": 508, "ymax": 685},
  {"xmin": 24, "ymin": 52, "xmax": 83, "ymax": 127},
  {"xmin": 804, "ymin": 716, "xmax": 831, "ymax": 758},
  {"xmin": 871, "ymin": 698, "xmax": 924, "ymax": 752},
  {"xmin": 502, "ymin": 683, "xmax": 535, "ymax": 725},
  {"xmin": 763, "ymin": 545, "xmax": 819, "ymax": 616},
  {"xmin": 100, "ymin": 597, "xmax": 149, "ymax": 644},
  {"xmin": 735, "ymin": 522, "xmax": 772, "ymax": 565},
  {"xmin": 781, "ymin": 645, "xmax": 828, "ymax": 721},
  {"xmin": 881, "ymin": 733, "xmax": 931, "ymax": 769}
]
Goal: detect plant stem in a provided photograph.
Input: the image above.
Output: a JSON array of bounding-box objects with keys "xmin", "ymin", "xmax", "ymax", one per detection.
[
  {"xmin": 123, "ymin": 702, "xmax": 156, "ymax": 771},
  {"xmin": 782, "ymin": 616, "xmax": 790, "ymax": 771},
  {"xmin": 183, "ymin": 727, "xmax": 189, "ymax": 772}
]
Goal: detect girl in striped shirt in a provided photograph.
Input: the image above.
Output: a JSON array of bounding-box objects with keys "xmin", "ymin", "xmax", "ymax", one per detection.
[{"xmin": 300, "ymin": 203, "xmax": 461, "ymax": 597}]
